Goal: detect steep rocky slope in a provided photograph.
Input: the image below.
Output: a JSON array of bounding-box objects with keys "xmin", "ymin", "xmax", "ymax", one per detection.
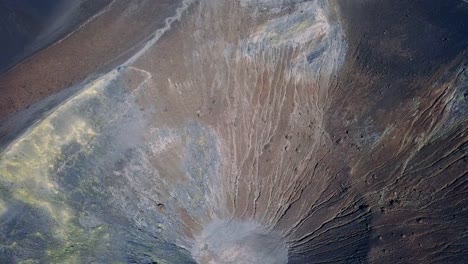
[{"xmin": 0, "ymin": 1, "xmax": 466, "ymax": 263}]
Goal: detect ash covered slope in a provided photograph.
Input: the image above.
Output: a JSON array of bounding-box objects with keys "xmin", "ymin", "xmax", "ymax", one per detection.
[
  {"xmin": 0, "ymin": 0, "xmax": 467, "ymax": 263},
  {"xmin": 0, "ymin": 0, "xmax": 113, "ymax": 73}
]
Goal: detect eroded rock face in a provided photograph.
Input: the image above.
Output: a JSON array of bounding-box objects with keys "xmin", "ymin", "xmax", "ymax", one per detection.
[{"xmin": 0, "ymin": 0, "xmax": 466, "ymax": 263}]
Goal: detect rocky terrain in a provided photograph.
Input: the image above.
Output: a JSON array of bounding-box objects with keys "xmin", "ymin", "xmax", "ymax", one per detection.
[{"xmin": 0, "ymin": 0, "xmax": 467, "ymax": 263}]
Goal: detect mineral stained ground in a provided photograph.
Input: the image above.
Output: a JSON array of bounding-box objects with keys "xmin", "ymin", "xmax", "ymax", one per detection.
[{"xmin": 0, "ymin": 0, "xmax": 467, "ymax": 263}]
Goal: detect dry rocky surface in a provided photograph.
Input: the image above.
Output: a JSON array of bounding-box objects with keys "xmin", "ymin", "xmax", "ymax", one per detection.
[{"xmin": 0, "ymin": 0, "xmax": 466, "ymax": 263}]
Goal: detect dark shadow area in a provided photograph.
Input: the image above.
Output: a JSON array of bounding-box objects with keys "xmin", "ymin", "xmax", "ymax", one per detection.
[{"xmin": 0, "ymin": 0, "xmax": 112, "ymax": 74}]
